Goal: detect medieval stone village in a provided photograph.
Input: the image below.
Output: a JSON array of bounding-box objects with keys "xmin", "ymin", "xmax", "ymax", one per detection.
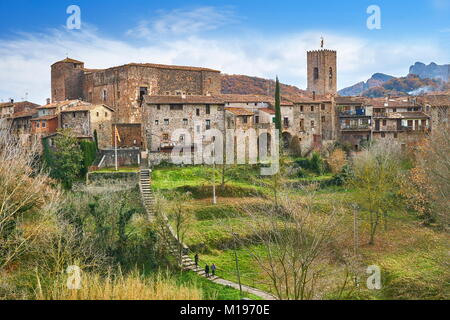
[
  {"xmin": 1, "ymin": 48, "xmax": 448, "ymax": 164},
  {"xmin": 0, "ymin": 2, "xmax": 449, "ymax": 305}
]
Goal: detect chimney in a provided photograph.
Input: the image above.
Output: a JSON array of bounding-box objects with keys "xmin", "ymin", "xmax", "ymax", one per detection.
[
  {"xmin": 46, "ymin": 98, "xmax": 51, "ymax": 105},
  {"xmin": 312, "ymin": 91, "xmax": 316, "ymax": 101}
]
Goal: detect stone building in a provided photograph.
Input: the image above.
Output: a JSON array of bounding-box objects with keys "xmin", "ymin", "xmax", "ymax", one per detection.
[
  {"xmin": 336, "ymin": 96, "xmax": 372, "ymax": 151},
  {"xmin": 51, "ymin": 58, "xmax": 222, "ymax": 146},
  {"xmin": 60, "ymin": 104, "xmax": 114, "ymax": 149},
  {"xmin": 289, "ymin": 96, "xmax": 336, "ymax": 155},
  {"xmin": 418, "ymin": 94, "xmax": 450, "ymax": 129},
  {"xmin": 307, "ymin": 50, "xmax": 337, "ymax": 96},
  {"xmin": 142, "ymin": 95, "xmax": 225, "ymax": 153}
]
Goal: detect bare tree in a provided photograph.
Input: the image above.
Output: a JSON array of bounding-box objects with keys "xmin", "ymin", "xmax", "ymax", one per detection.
[
  {"xmin": 348, "ymin": 139, "xmax": 403, "ymax": 245},
  {"xmin": 233, "ymin": 188, "xmax": 345, "ymax": 300},
  {"xmin": 0, "ymin": 132, "xmax": 61, "ymax": 270}
]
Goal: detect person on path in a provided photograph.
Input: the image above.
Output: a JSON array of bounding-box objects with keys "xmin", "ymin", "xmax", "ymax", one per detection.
[
  {"xmin": 205, "ymin": 264, "xmax": 210, "ymax": 278},
  {"xmin": 194, "ymin": 254, "xmax": 199, "ymax": 269},
  {"xmin": 211, "ymin": 264, "xmax": 216, "ymax": 277}
]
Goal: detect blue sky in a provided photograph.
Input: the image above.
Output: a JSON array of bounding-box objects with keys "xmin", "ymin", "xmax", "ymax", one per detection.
[{"xmin": 0, "ymin": 0, "xmax": 449, "ymax": 103}]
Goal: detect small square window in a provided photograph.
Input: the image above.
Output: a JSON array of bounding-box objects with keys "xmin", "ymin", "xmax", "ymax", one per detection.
[
  {"xmin": 164, "ymin": 119, "xmax": 169, "ymax": 125},
  {"xmin": 155, "ymin": 120, "xmax": 159, "ymax": 125}
]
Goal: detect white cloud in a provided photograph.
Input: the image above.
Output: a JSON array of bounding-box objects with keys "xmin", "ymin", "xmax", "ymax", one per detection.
[
  {"xmin": 126, "ymin": 6, "xmax": 236, "ymax": 39},
  {"xmin": 0, "ymin": 20, "xmax": 449, "ymax": 104}
]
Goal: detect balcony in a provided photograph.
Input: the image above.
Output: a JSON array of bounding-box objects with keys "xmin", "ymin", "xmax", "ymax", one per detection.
[
  {"xmin": 339, "ymin": 109, "xmax": 366, "ymax": 117},
  {"xmin": 340, "ymin": 124, "xmax": 371, "ymax": 131}
]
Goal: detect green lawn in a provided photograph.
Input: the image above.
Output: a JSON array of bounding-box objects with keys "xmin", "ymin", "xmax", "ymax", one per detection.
[{"xmin": 152, "ymin": 165, "xmax": 450, "ymax": 300}]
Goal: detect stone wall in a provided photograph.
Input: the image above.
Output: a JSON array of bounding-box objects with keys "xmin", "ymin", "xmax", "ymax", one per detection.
[
  {"xmin": 143, "ymin": 103, "xmax": 225, "ymax": 152},
  {"xmin": 98, "ymin": 148, "xmax": 141, "ymax": 167},
  {"xmin": 307, "ymin": 50, "xmax": 337, "ymax": 95}
]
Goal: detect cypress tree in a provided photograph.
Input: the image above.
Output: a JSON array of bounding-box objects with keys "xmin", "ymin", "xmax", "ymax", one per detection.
[{"xmin": 274, "ymin": 77, "xmax": 283, "ymax": 153}]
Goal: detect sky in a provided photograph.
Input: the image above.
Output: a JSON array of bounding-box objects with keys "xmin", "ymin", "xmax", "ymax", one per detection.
[{"xmin": 0, "ymin": 0, "xmax": 449, "ymax": 104}]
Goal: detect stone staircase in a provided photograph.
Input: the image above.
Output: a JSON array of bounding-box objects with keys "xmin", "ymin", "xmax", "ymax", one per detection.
[{"xmin": 138, "ymin": 168, "xmax": 276, "ymax": 300}]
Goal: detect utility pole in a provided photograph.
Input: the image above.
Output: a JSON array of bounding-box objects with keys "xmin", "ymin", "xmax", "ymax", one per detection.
[
  {"xmin": 114, "ymin": 125, "xmax": 118, "ymax": 171},
  {"xmin": 234, "ymin": 238, "xmax": 243, "ymax": 299},
  {"xmin": 353, "ymin": 204, "xmax": 359, "ymax": 256}
]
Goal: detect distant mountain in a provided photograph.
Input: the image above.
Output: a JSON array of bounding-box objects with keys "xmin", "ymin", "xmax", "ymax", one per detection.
[
  {"xmin": 361, "ymin": 74, "xmax": 445, "ymax": 98},
  {"xmin": 339, "ymin": 62, "xmax": 450, "ymax": 97},
  {"xmin": 338, "ymin": 73, "xmax": 394, "ymax": 96},
  {"xmin": 221, "ymin": 74, "xmax": 307, "ymax": 98},
  {"xmin": 409, "ymin": 62, "xmax": 450, "ymax": 83}
]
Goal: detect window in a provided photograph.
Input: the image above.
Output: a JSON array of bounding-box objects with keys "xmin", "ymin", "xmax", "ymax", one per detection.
[
  {"xmin": 300, "ymin": 105, "xmax": 304, "ymax": 112},
  {"xmin": 321, "ymin": 104, "xmax": 325, "ymax": 111},
  {"xmin": 157, "ymin": 105, "xmax": 161, "ymax": 110},
  {"xmin": 383, "ymin": 120, "xmax": 387, "ymax": 126},
  {"xmin": 321, "ymin": 116, "xmax": 326, "ymax": 123},
  {"xmin": 206, "ymin": 120, "xmax": 211, "ymax": 130},
  {"xmin": 164, "ymin": 119, "xmax": 169, "ymax": 125},
  {"xmin": 255, "ymin": 116, "xmax": 260, "ymax": 124},
  {"xmin": 155, "ymin": 120, "xmax": 159, "ymax": 125},
  {"xmin": 196, "ymin": 109, "xmax": 200, "ymax": 116},
  {"xmin": 117, "ymin": 91, "xmax": 120, "ymax": 99},
  {"xmin": 42, "ymin": 121, "xmax": 46, "ymax": 128},
  {"xmin": 183, "ymin": 119, "xmax": 188, "ymax": 126},
  {"xmin": 394, "ymin": 133, "xmax": 398, "ymax": 138},
  {"xmin": 329, "ymin": 67, "xmax": 333, "ymax": 79},
  {"xmin": 313, "ymin": 67, "xmax": 319, "ymax": 80},
  {"xmin": 284, "ymin": 117, "xmax": 289, "ymax": 126},
  {"xmin": 206, "ymin": 104, "xmax": 211, "ymax": 115},
  {"xmin": 311, "ymin": 106, "xmax": 315, "ymax": 112},
  {"xmin": 393, "ymin": 108, "xmax": 397, "ymax": 112},
  {"xmin": 73, "ymin": 112, "xmax": 76, "ymax": 118},
  {"xmin": 102, "ymin": 89, "xmax": 107, "ymax": 102},
  {"xmin": 170, "ymin": 104, "xmax": 183, "ymax": 111},
  {"xmin": 180, "ymin": 134, "xmax": 185, "ymax": 142},
  {"xmin": 311, "ymin": 120, "xmax": 315, "ymax": 128},
  {"xmin": 105, "ymin": 112, "xmax": 108, "ymax": 117},
  {"xmin": 36, "ymin": 122, "xmax": 40, "ymax": 128},
  {"xmin": 97, "ymin": 112, "xmax": 99, "ymax": 117},
  {"xmin": 243, "ymin": 116, "xmax": 248, "ymax": 124},
  {"xmin": 139, "ymin": 87, "xmax": 148, "ymax": 101},
  {"xmin": 196, "ymin": 125, "xmax": 201, "ymax": 134}
]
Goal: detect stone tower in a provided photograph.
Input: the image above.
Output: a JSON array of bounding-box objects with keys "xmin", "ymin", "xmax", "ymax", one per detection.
[
  {"xmin": 307, "ymin": 49, "xmax": 337, "ymax": 95},
  {"xmin": 51, "ymin": 58, "xmax": 85, "ymax": 102}
]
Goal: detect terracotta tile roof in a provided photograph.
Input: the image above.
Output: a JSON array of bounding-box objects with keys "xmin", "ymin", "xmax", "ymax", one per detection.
[
  {"xmin": 219, "ymin": 94, "xmax": 273, "ymax": 103},
  {"xmin": 369, "ymin": 98, "xmax": 418, "ymax": 108},
  {"xmin": 335, "ymin": 96, "xmax": 367, "ymax": 105},
  {"xmin": 37, "ymin": 100, "xmax": 86, "ymax": 109},
  {"xmin": 31, "ymin": 115, "xmax": 58, "ymax": 121},
  {"xmin": 102, "ymin": 63, "xmax": 220, "ymax": 73},
  {"xmin": 11, "ymin": 109, "xmax": 37, "ymax": 119},
  {"xmin": 144, "ymin": 95, "xmax": 224, "ymax": 105},
  {"xmin": 52, "ymin": 58, "xmax": 84, "ymax": 66},
  {"xmin": 259, "ymin": 108, "xmax": 276, "ymax": 115},
  {"xmin": 380, "ymin": 112, "xmax": 430, "ymax": 119},
  {"xmin": 417, "ymin": 94, "xmax": 450, "ymax": 106},
  {"xmin": 225, "ymin": 108, "xmax": 255, "ymax": 116},
  {"xmin": 60, "ymin": 104, "xmax": 115, "ymax": 113}
]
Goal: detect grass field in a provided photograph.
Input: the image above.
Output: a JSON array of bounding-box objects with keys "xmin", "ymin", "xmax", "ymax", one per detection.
[{"xmin": 153, "ymin": 164, "xmax": 450, "ymax": 300}]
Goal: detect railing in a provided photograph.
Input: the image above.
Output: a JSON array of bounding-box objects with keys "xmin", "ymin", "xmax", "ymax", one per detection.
[
  {"xmin": 339, "ymin": 110, "xmax": 366, "ymax": 116},
  {"xmin": 340, "ymin": 125, "xmax": 371, "ymax": 131}
]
